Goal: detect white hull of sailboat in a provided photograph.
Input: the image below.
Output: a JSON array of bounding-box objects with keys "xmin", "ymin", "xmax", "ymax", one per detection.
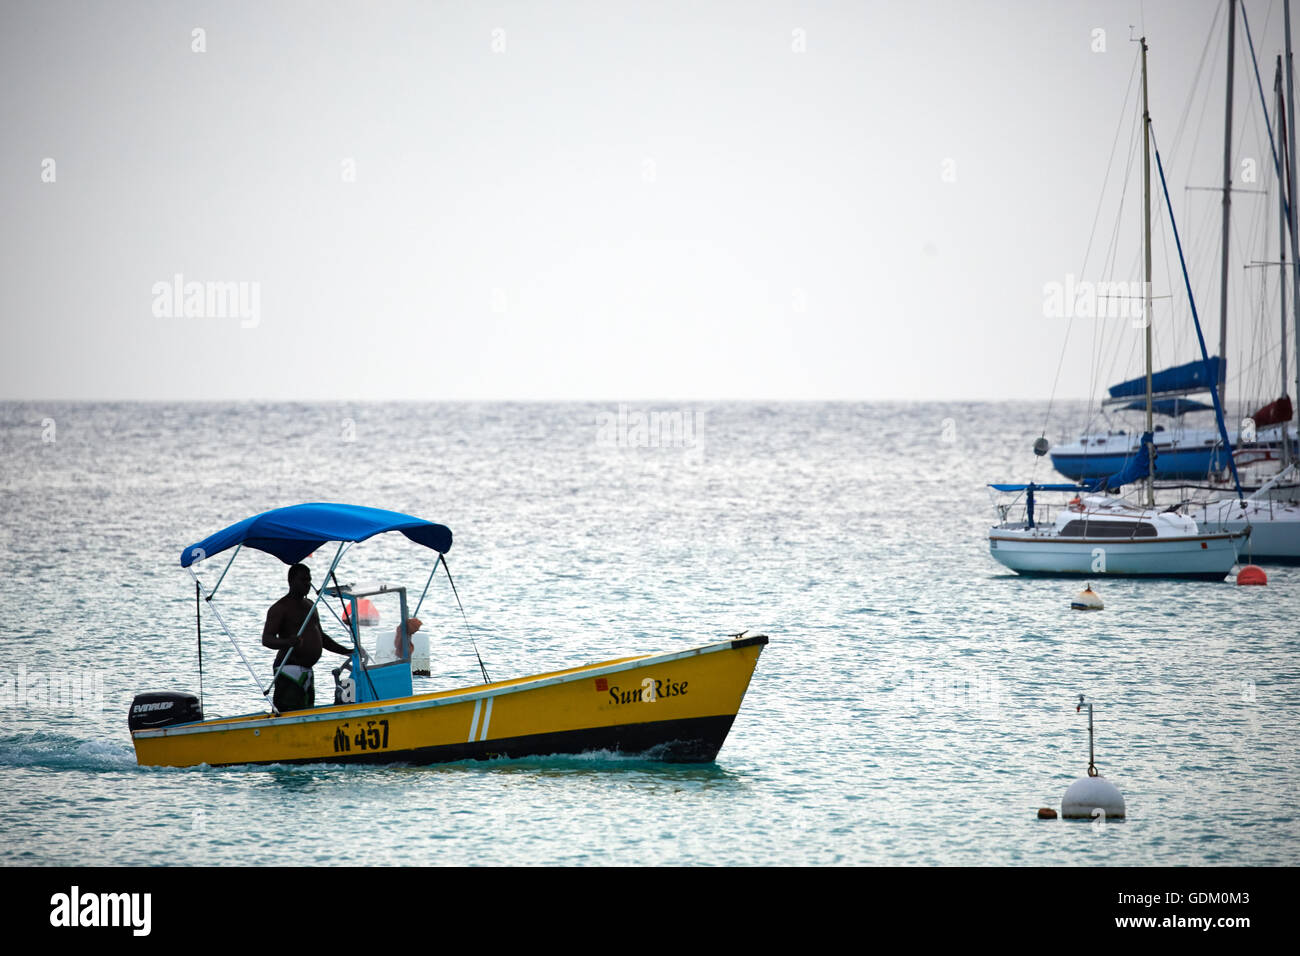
[
  {"xmin": 987, "ymin": 531, "xmax": 1244, "ymax": 579},
  {"xmin": 1189, "ymin": 499, "xmax": 1300, "ymax": 563}
]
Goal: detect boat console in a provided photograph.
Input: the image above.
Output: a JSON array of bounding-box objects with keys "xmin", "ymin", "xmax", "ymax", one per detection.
[{"xmin": 324, "ymin": 583, "xmax": 415, "ymax": 705}]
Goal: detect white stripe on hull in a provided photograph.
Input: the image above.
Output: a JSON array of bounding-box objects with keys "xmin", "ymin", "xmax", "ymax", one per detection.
[{"xmin": 468, "ymin": 699, "xmax": 481, "ymax": 742}]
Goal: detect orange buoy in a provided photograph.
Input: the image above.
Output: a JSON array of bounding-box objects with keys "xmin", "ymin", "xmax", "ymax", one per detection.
[
  {"xmin": 1236, "ymin": 565, "xmax": 1268, "ymax": 586},
  {"xmin": 342, "ymin": 598, "xmax": 381, "ymax": 627}
]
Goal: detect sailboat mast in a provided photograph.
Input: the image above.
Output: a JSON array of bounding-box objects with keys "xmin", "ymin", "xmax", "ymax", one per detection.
[
  {"xmin": 1286, "ymin": 0, "xmax": 1300, "ymax": 460},
  {"xmin": 1220, "ymin": 0, "xmax": 1237, "ymax": 396},
  {"xmin": 1279, "ymin": 56, "xmax": 1292, "ymax": 464},
  {"xmin": 1142, "ymin": 36, "xmax": 1155, "ymax": 507}
]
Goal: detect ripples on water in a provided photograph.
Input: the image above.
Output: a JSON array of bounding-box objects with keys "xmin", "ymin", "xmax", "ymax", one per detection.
[{"xmin": 0, "ymin": 402, "xmax": 1295, "ymax": 865}]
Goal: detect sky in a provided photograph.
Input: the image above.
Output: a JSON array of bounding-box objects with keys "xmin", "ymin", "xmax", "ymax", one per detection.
[{"xmin": 2, "ymin": 0, "xmax": 1298, "ymax": 401}]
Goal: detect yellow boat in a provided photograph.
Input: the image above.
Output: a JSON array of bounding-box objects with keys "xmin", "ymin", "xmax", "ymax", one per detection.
[{"xmin": 130, "ymin": 504, "xmax": 768, "ymax": 768}]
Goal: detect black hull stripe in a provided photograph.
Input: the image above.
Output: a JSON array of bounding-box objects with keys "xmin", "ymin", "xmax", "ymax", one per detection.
[{"xmin": 216, "ymin": 714, "xmax": 739, "ymax": 768}]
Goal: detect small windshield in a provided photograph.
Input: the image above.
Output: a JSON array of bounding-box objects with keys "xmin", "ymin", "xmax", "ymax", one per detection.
[
  {"xmin": 337, "ymin": 588, "xmax": 412, "ymax": 667},
  {"xmin": 372, "ymin": 624, "xmax": 414, "ymax": 665}
]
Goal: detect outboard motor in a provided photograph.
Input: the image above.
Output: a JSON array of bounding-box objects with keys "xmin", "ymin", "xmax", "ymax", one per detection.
[{"xmin": 128, "ymin": 691, "xmax": 203, "ymax": 731}]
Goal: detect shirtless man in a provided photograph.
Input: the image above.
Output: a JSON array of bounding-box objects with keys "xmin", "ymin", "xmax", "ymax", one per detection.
[{"xmin": 262, "ymin": 564, "xmax": 354, "ymax": 712}]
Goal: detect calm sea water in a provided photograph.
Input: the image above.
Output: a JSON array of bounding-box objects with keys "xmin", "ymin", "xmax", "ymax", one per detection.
[{"xmin": 0, "ymin": 401, "xmax": 1296, "ymax": 866}]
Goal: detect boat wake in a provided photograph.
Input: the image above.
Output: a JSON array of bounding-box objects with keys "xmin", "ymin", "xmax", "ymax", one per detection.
[
  {"xmin": 0, "ymin": 731, "xmax": 138, "ymax": 772},
  {"xmin": 471, "ymin": 748, "xmax": 740, "ymax": 779}
]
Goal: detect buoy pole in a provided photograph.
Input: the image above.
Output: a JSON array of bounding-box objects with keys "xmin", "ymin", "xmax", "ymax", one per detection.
[
  {"xmin": 1087, "ymin": 701, "xmax": 1096, "ymax": 776},
  {"xmin": 1079, "ymin": 694, "xmax": 1097, "ymax": 776}
]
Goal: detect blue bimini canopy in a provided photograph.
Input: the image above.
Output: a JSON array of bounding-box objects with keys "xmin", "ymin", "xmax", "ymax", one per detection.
[{"xmin": 180, "ymin": 503, "xmax": 453, "ymax": 568}]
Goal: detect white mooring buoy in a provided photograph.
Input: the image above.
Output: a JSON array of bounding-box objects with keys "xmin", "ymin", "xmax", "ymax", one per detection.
[
  {"xmin": 1071, "ymin": 583, "xmax": 1104, "ymax": 611},
  {"xmin": 1060, "ymin": 695, "xmax": 1125, "ymax": 820}
]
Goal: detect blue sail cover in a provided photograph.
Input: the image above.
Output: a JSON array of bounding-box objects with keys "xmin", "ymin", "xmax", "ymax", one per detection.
[
  {"xmin": 1122, "ymin": 397, "xmax": 1213, "ymax": 416},
  {"xmin": 180, "ymin": 503, "xmax": 453, "ymax": 568},
  {"xmin": 1108, "ymin": 357, "xmax": 1224, "ymax": 399},
  {"xmin": 988, "ymin": 483, "xmax": 1086, "ymax": 492},
  {"xmin": 990, "ymin": 433, "xmax": 1154, "ymax": 495},
  {"xmin": 1091, "ymin": 431, "xmax": 1153, "ymax": 490}
]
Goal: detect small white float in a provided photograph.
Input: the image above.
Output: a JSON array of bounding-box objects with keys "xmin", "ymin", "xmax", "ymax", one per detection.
[{"xmin": 1071, "ymin": 584, "xmax": 1104, "ymax": 611}]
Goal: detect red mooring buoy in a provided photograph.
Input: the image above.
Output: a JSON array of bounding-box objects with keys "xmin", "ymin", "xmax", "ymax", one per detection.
[
  {"xmin": 1236, "ymin": 565, "xmax": 1268, "ymax": 586},
  {"xmin": 342, "ymin": 598, "xmax": 381, "ymax": 626}
]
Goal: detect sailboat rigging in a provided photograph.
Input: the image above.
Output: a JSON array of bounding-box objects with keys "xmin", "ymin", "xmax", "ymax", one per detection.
[{"xmin": 988, "ymin": 36, "xmax": 1248, "ymax": 580}]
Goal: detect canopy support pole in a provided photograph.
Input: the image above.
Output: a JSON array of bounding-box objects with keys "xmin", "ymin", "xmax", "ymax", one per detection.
[
  {"xmin": 311, "ymin": 583, "xmax": 351, "ymax": 635},
  {"xmin": 205, "ymin": 544, "xmax": 241, "ymax": 602},
  {"xmin": 412, "ymin": 562, "xmax": 438, "ymax": 619},
  {"xmin": 330, "ymin": 566, "xmax": 380, "ymax": 702},
  {"xmin": 441, "ymin": 553, "xmax": 491, "ymax": 684},
  {"xmin": 195, "ymin": 581, "xmax": 204, "ymax": 714},
  {"xmin": 188, "ymin": 566, "xmax": 265, "ymax": 703},
  {"xmin": 294, "ymin": 543, "xmax": 347, "ymax": 641}
]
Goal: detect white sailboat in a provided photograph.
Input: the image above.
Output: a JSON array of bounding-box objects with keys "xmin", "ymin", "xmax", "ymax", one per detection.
[
  {"xmin": 988, "ymin": 36, "xmax": 1248, "ymax": 580},
  {"xmin": 1052, "ymin": 3, "xmax": 1294, "ymax": 488},
  {"xmin": 989, "ymin": 493, "xmax": 1244, "ymax": 580},
  {"xmin": 1188, "ymin": 465, "xmax": 1300, "ymax": 563},
  {"xmin": 1181, "ymin": 3, "xmax": 1300, "ymax": 562}
]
